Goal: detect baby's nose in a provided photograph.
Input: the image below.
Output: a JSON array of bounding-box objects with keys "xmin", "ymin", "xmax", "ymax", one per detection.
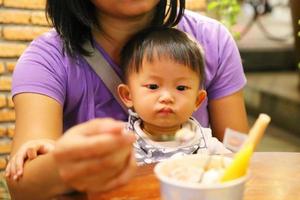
[{"xmin": 159, "ymin": 91, "xmax": 174, "ymax": 103}]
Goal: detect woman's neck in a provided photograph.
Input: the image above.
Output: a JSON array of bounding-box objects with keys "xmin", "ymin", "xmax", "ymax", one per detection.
[{"xmin": 92, "ymin": 11, "xmax": 154, "ymax": 64}]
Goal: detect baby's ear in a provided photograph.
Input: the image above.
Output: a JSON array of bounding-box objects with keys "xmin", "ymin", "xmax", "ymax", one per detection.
[
  {"xmin": 195, "ymin": 90, "xmax": 207, "ymax": 110},
  {"xmin": 117, "ymin": 84, "xmax": 133, "ymax": 108}
]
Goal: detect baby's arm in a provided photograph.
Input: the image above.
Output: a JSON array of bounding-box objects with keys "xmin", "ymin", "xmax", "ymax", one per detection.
[{"xmin": 5, "ymin": 139, "xmax": 56, "ymax": 180}]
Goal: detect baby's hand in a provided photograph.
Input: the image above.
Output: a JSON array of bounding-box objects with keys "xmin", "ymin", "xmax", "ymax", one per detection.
[{"xmin": 5, "ymin": 139, "xmax": 56, "ymax": 181}]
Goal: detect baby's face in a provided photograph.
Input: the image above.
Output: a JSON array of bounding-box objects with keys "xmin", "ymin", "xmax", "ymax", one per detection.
[{"xmin": 127, "ymin": 56, "xmax": 205, "ymax": 134}]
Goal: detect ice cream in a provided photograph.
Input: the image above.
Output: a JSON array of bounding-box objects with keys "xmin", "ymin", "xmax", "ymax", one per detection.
[
  {"xmin": 164, "ymin": 155, "xmax": 226, "ymax": 185},
  {"xmin": 154, "ymin": 154, "xmax": 248, "ymax": 200}
]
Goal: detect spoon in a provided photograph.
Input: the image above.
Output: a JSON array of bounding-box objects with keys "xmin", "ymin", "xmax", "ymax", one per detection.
[{"xmin": 198, "ymin": 147, "xmax": 219, "ymax": 183}]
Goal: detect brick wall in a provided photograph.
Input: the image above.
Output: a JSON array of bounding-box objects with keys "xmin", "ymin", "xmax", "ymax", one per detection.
[
  {"xmin": 0, "ymin": 0, "xmax": 205, "ymax": 171},
  {"xmin": 0, "ymin": 0, "xmax": 50, "ymax": 171}
]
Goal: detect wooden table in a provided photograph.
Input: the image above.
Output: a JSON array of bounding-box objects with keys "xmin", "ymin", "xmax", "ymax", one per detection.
[{"xmin": 61, "ymin": 152, "xmax": 300, "ymax": 200}]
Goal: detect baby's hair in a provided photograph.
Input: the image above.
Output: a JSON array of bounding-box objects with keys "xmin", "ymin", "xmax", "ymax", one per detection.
[{"xmin": 120, "ymin": 27, "xmax": 205, "ymax": 87}]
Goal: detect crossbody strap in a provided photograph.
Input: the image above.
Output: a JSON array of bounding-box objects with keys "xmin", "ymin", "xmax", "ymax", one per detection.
[{"xmin": 82, "ymin": 42, "xmax": 128, "ymax": 113}]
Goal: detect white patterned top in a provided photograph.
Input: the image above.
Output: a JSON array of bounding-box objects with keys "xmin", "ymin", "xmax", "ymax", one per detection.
[{"xmin": 126, "ymin": 110, "xmax": 230, "ymax": 165}]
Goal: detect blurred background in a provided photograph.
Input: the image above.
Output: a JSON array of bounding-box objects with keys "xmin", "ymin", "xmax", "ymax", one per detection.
[
  {"xmin": 201, "ymin": 0, "xmax": 300, "ymax": 152},
  {"xmin": 0, "ymin": 0, "xmax": 299, "ymax": 197}
]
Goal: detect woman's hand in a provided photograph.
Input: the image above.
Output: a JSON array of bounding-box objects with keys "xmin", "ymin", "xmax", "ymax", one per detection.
[{"xmin": 53, "ymin": 118, "xmax": 136, "ymax": 193}]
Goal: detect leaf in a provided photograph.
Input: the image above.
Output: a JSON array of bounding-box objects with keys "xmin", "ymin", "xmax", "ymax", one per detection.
[
  {"xmin": 207, "ymin": 1, "xmax": 219, "ymax": 10},
  {"xmin": 207, "ymin": 0, "xmax": 241, "ymax": 40}
]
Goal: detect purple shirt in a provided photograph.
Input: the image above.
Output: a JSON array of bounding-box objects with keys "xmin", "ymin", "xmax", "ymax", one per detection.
[{"xmin": 12, "ymin": 10, "xmax": 246, "ymax": 131}]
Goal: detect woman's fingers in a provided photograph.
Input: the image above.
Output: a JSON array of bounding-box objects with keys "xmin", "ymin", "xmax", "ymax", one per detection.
[
  {"xmin": 58, "ymin": 147, "xmax": 131, "ymax": 186},
  {"xmin": 53, "ymin": 118, "xmax": 136, "ymax": 192},
  {"xmin": 87, "ymin": 151, "xmax": 136, "ymax": 195},
  {"xmin": 69, "ymin": 118, "xmax": 126, "ymax": 136},
  {"xmin": 54, "ymin": 128, "xmax": 135, "ymax": 161},
  {"xmin": 99, "ymin": 151, "xmax": 137, "ymax": 191}
]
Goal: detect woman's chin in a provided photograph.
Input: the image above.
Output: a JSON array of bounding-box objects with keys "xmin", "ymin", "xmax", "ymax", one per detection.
[{"xmin": 115, "ymin": 0, "xmax": 159, "ymax": 17}]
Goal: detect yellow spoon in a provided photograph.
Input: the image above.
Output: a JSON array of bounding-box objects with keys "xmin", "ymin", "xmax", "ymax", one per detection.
[{"xmin": 220, "ymin": 113, "xmax": 271, "ymax": 182}]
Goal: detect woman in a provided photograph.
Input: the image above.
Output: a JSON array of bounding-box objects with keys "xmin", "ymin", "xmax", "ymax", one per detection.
[{"xmin": 6, "ymin": 0, "xmax": 248, "ymax": 199}]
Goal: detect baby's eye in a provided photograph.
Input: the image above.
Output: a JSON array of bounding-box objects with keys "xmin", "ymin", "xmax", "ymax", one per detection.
[
  {"xmin": 177, "ymin": 85, "xmax": 188, "ymax": 91},
  {"xmin": 147, "ymin": 84, "xmax": 159, "ymax": 90}
]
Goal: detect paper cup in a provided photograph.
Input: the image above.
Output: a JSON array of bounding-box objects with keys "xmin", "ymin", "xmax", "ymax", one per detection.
[{"xmin": 154, "ymin": 154, "xmax": 248, "ymax": 200}]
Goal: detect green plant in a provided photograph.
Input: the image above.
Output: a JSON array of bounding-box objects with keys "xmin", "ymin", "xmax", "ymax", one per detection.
[{"xmin": 207, "ymin": 0, "xmax": 241, "ymax": 38}]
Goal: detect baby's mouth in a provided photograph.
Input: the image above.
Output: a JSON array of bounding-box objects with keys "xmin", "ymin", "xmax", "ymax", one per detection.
[{"xmin": 158, "ymin": 107, "xmax": 174, "ymax": 114}]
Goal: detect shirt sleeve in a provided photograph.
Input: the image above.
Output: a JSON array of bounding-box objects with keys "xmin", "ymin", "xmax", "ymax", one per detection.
[
  {"xmin": 206, "ymin": 23, "xmax": 247, "ymax": 100},
  {"xmin": 12, "ymin": 32, "xmax": 67, "ymax": 105}
]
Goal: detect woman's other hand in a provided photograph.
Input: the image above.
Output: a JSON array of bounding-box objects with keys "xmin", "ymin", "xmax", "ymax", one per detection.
[{"xmin": 53, "ymin": 118, "xmax": 136, "ymax": 193}]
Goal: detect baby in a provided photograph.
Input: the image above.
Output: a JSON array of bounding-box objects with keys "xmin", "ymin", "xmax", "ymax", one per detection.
[{"xmin": 117, "ymin": 27, "xmax": 230, "ymax": 165}]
